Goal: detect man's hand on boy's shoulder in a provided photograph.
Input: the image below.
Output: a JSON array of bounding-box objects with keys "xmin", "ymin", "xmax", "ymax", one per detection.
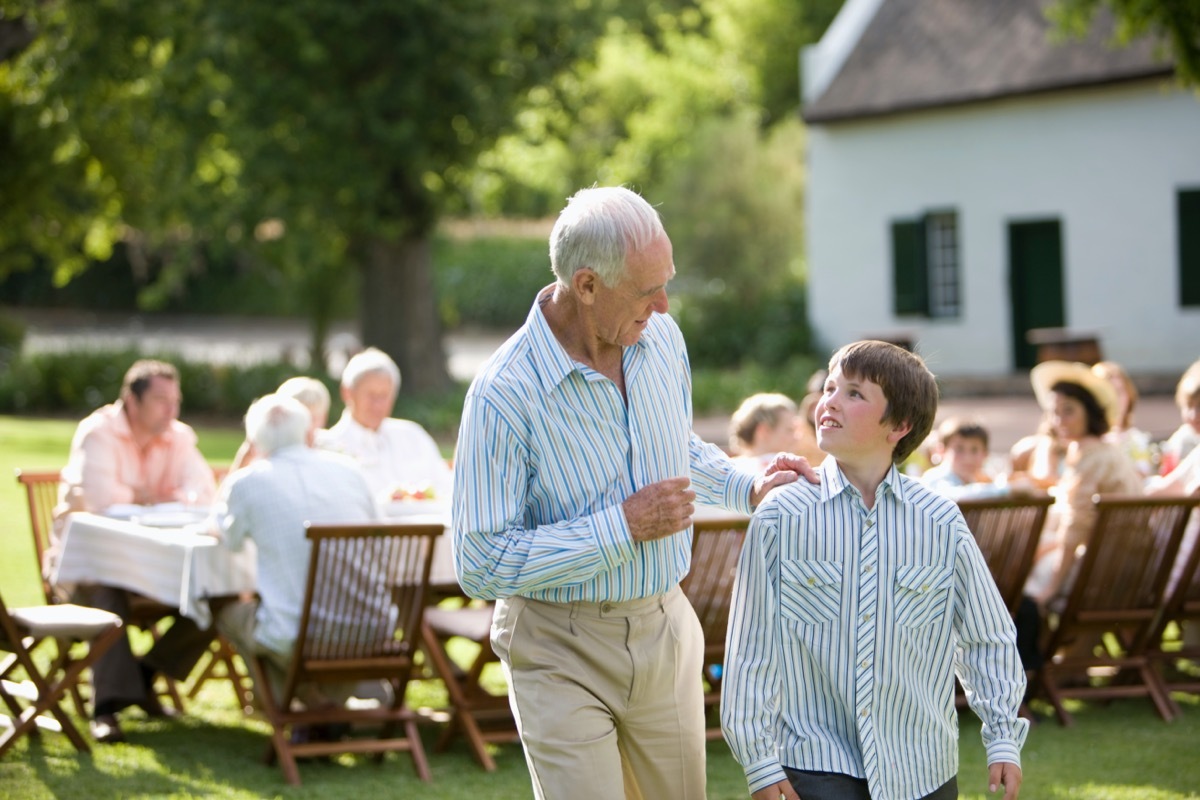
[{"xmin": 750, "ymin": 452, "xmax": 821, "ymax": 508}]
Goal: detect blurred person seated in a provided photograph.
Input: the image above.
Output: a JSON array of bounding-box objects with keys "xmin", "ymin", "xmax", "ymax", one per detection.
[
  {"xmin": 53, "ymin": 359, "xmax": 218, "ymax": 743},
  {"xmin": 316, "ymin": 347, "xmax": 452, "ymax": 503},
  {"xmin": 1007, "ymin": 415, "xmax": 1066, "ymax": 493},
  {"xmin": 921, "ymin": 418, "xmax": 1041, "ymax": 501},
  {"xmin": 1023, "ymin": 361, "xmax": 1143, "ymax": 607},
  {"xmin": 727, "ymin": 392, "xmax": 823, "ymax": 473},
  {"xmin": 1091, "ymin": 360, "xmax": 1156, "ymax": 478},
  {"xmin": 228, "ymin": 376, "xmax": 331, "ymax": 472},
  {"xmin": 211, "ymin": 394, "xmax": 382, "ymax": 732},
  {"xmin": 1160, "ymin": 358, "xmax": 1200, "ymax": 476}
]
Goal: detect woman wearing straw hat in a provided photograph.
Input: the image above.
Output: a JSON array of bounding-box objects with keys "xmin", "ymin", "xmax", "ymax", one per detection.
[{"xmin": 1024, "ymin": 361, "xmax": 1143, "ymax": 605}]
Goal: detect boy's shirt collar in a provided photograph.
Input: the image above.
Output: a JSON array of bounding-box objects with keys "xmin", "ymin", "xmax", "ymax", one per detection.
[{"xmin": 819, "ymin": 458, "xmax": 908, "ymax": 505}]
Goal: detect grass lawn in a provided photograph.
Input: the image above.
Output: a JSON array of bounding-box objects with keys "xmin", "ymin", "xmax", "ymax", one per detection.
[{"xmin": 3, "ymin": 415, "xmax": 1200, "ymax": 798}]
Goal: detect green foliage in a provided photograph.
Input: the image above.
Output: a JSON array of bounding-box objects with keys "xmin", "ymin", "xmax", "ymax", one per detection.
[
  {"xmin": 0, "ymin": 347, "xmax": 470, "ymax": 438},
  {"xmin": 1047, "ymin": 0, "xmax": 1200, "ymax": 87},
  {"xmin": 660, "ymin": 113, "xmax": 811, "ymax": 368},
  {"xmin": 690, "ymin": 354, "xmax": 823, "ymax": 416},
  {"xmin": 432, "ymin": 233, "xmax": 550, "ymax": 328},
  {"xmin": 0, "ymin": 310, "xmax": 25, "ymax": 367}
]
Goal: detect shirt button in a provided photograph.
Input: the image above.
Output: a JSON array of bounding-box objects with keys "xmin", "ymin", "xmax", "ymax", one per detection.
[
  {"xmin": 865, "ymin": 518, "xmax": 874, "ymax": 528},
  {"xmin": 861, "ymin": 659, "xmax": 870, "ymax": 668},
  {"xmin": 862, "ymin": 613, "xmax": 871, "ymax": 622},
  {"xmin": 864, "ymin": 565, "xmax": 873, "ymax": 573},
  {"xmin": 860, "ymin": 708, "xmax": 869, "ymax": 718}
]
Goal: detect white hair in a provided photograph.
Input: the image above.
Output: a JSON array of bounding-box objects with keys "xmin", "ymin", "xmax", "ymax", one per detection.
[
  {"xmin": 340, "ymin": 347, "xmax": 401, "ymax": 392},
  {"xmin": 549, "ymin": 186, "xmax": 665, "ymax": 288},
  {"xmin": 277, "ymin": 376, "xmax": 331, "ymax": 418},
  {"xmin": 244, "ymin": 394, "xmax": 311, "ymax": 456}
]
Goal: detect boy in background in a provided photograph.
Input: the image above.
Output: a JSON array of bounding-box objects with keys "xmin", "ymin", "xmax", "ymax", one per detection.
[
  {"xmin": 721, "ymin": 340, "xmax": 1027, "ymax": 800},
  {"xmin": 921, "ymin": 418, "xmax": 1041, "ymax": 501}
]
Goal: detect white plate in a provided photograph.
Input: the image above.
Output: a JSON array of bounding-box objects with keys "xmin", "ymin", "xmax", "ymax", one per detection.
[
  {"xmin": 134, "ymin": 510, "xmax": 209, "ymax": 528},
  {"xmin": 104, "ymin": 504, "xmax": 148, "ymax": 520}
]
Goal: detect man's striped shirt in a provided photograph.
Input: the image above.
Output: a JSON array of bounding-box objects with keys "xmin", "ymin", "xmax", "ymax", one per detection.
[{"xmin": 452, "ymin": 289, "xmax": 754, "ymax": 603}]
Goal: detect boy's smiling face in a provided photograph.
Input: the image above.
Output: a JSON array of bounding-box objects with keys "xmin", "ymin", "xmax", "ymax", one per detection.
[{"xmin": 815, "ymin": 365, "xmax": 911, "ymax": 464}]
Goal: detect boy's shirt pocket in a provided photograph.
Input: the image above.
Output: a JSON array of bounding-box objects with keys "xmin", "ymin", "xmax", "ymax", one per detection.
[
  {"xmin": 892, "ymin": 563, "xmax": 954, "ymax": 629},
  {"xmin": 779, "ymin": 559, "xmax": 843, "ymax": 625}
]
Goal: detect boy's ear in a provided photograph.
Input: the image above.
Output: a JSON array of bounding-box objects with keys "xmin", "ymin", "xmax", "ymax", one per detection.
[{"xmin": 887, "ymin": 419, "xmax": 913, "ymax": 446}]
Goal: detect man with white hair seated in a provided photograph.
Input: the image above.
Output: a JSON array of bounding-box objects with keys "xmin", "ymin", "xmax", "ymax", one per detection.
[
  {"xmin": 316, "ymin": 347, "xmax": 452, "ymax": 503},
  {"xmin": 212, "ymin": 393, "xmax": 380, "ymax": 714}
]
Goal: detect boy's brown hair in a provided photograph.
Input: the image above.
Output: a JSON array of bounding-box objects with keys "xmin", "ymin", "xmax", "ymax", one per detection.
[{"xmin": 828, "ymin": 340, "xmax": 938, "ymax": 463}]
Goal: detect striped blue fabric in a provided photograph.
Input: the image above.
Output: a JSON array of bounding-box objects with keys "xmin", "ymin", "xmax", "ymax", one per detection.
[
  {"xmin": 452, "ymin": 290, "xmax": 755, "ymax": 603},
  {"xmin": 721, "ymin": 458, "xmax": 1028, "ymax": 799}
]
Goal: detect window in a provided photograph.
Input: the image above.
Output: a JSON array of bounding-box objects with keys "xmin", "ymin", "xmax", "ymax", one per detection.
[
  {"xmin": 891, "ymin": 210, "xmax": 960, "ymax": 318},
  {"xmin": 1180, "ymin": 189, "xmax": 1200, "ymax": 307}
]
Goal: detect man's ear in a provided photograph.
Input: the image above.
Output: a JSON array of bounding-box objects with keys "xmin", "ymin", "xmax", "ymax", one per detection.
[
  {"xmin": 340, "ymin": 384, "xmax": 353, "ymax": 405},
  {"xmin": 572, "ymin": 268, "xmax": 599, "ymax": 306}
]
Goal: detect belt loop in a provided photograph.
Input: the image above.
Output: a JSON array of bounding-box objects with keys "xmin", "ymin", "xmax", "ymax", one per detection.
[{"xmin": 568, "ymin": 601, "xmax": 579, "ymax": 636}]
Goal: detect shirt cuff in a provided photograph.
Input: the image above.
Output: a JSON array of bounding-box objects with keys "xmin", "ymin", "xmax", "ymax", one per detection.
[
  {"xmin": 723, "ymin": 469, "xmax": 757, "ymax": 515},
  {"xmin": 984, "ymin": 738, "xmax": 1024, "ymax": 770},
  {"xmin": 596, "ymin": 502, "xmax": 637, "ymax": 570},
  {"xmin": 745, "ymin": 758, "xmax": 790, "ymax": 795}
]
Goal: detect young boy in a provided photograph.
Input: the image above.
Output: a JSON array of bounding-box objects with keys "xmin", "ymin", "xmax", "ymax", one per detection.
[
  {"xmin": 920, "ymin": 418, "xmax": 999, "ymax": 500},
  {"xmin": 721, "ymin": 341, "xmax": 1027, "ymax": 800}
]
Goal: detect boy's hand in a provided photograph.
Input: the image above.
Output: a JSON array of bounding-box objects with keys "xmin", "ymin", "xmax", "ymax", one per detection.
[
  {"xmin": 751, "ymin": 781, "xmax": 800, "ymax": 800},
  {"xmin": 989, "ymin": 761, "xmax": 1022, "ymax": 799},
  {"xmin": 750, "ymin": 453, "xmax": 821, "ymax": 508}
]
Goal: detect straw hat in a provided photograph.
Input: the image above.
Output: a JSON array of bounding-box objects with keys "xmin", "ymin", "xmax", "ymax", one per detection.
[{"xmin": 1030, "ymin": 360, "xmax": 1120, "ymax": 427}]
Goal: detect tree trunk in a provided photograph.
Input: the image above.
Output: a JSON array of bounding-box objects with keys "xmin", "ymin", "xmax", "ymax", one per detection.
[{"xmin": 358, "ymin": 233, "xmax": 453, "ymax": 394}]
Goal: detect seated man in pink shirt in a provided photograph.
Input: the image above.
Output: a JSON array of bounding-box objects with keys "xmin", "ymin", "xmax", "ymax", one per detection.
[{"xmin": 54, "ymin": 359, "xmax": 218, "ymax": 744}]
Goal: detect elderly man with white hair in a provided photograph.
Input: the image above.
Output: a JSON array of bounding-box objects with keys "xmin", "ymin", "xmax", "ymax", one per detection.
[
  {"xmin": 212, "ymin": 393, "xmax": 379, "ymax": 712},
  {"xmin": 316, "ymin": 347, "xmax": 453, "ymax": 503}
]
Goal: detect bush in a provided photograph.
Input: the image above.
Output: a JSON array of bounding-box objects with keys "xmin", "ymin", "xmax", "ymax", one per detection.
[
  {"xmin": 0, "ymin": 347, "xmax": 471, "ymax": 438},
  {"xmin": 432, "ymin": 233, "xmax": 550, "ymax": 329}
]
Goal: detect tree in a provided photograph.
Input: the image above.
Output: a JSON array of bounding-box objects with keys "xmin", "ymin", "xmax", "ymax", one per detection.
[
  {"xmin": 1048, "ymin": 0, "xmax": 1200, "ymax": 87},
  {"xmin": 1, "ymin": 0, "xmax": 656, "ymax": 391}
]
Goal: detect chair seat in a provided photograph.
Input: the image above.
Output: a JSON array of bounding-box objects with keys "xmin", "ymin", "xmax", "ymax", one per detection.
[
  {"xmin": 424, "ymin": 606, "xmax": 493, "ymax": 641},
  {"xmin": 8, "ymin": 604, "xmax": 123, "ymax": 641}
]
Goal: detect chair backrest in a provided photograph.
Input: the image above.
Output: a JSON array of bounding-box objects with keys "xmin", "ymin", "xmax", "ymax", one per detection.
[
  {"xmin": 14, "ymin": 469, "xmax": 63, "ymax": 604},
  {"xmin": 680, "ymin": 516, "xmax": 749, "ymax": 657},
  {"xmin": 1151, "ymin": 495, "xmax": 1200, "ymax": 641},
  {"xmin": 957, "ymin": 495, "xmax": 1054, "ymax": 615},
  {"xmin": 1046, "ymin": 495, "xmax": 1198, "ymax": 656},
  {"xmin": 282, "ymin": 521, "xmax": 441, "ymax": 701}
]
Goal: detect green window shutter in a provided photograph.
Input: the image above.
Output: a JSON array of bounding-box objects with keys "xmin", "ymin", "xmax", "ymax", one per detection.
[
  {"xmin": 1180, "ymin": 189, "xmax": 1200, "ymax": 307},
  {"xmin": 892, "ymin": 219, "xmax": 928, "ymax": 315}
]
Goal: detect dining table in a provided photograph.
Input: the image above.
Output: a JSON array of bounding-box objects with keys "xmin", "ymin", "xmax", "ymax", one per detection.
[
  {"xmin": 51, "ymin": 509, "xmax": 257, "ymax": 628},
  {"xmin": 383, "ymin": 498, "xmax": 458, "ymax": 592}
]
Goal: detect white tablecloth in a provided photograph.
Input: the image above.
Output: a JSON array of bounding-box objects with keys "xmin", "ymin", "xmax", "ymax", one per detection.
[
  {"xmin": 52, "ymin": 512, "xmax": 257, "ymax": 627},
  {"xmin": 384, "ymin": 500, "xmax": 456, "ymax": 589}
]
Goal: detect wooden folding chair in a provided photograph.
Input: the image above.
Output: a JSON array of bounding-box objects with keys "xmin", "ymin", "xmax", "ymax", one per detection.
[
  {"xmin": 16, "ymin": 468, "xmax": 189, "ymax": 715},
  {"xmin": 958, "ymin": 495, "xmax": 1054, "ymax": 615},
  {"xmin": 0, "ymin": 590, "xmax": 124, "ymax": 757},
  {"xmin": 246, "ymin": 521, "xmax": 441, "ymax": 786},
  {"xmin": 1146, "ymin": 497, "xmax": 1200, "ymax": 702},
  {"xmin": 1035, "ymin": 495, "xmax": 1197, "ymax": 726},
  {"xmin": 184, "ymin": 463, "xmax": 255, "ymax": 714},
  {"xmin": 419, "ymin": 602, "xmax": 516, "ymax": 771},
  {"xmin": 679, "ymin": 515, "xmax": 749, "ymax": 739}
]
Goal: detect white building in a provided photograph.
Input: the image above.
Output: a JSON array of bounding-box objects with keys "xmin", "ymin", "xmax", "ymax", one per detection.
[{"xmin": 801, "ymin": 0, "xmax": 1200, "ymax": 377}]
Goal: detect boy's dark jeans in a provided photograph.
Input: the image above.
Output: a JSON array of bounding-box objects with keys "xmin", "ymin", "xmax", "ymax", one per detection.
[{"xmin": 782, "ymin": 768, "xmax": 957, "ymax": 800}]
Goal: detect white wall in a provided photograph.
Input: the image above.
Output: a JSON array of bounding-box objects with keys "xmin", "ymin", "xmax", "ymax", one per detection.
[{"xmin": 806, "ymin": 80, "xmax": 1200, "ymax": 377}]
